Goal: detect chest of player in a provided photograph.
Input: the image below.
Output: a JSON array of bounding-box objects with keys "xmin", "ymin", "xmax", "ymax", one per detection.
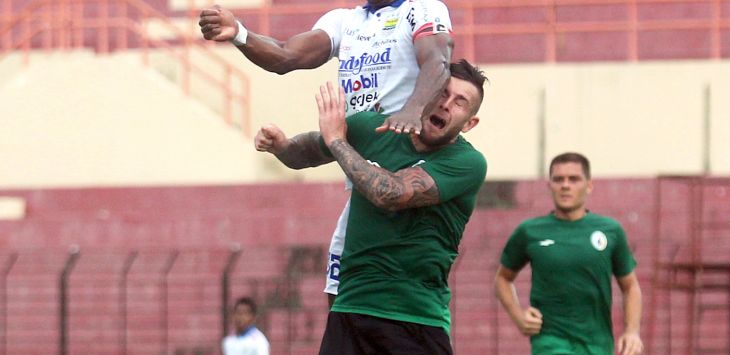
[
  {"xmin": 338, "ymin": 8, "xmax": 415, "ymax": 63},
  {"xmin": 525, "ymin": 227, "xmax": 617, "ymax": 273},
  {"xmin": 355, "ymin": 133, "xmax": 439, "ymax": 173}
]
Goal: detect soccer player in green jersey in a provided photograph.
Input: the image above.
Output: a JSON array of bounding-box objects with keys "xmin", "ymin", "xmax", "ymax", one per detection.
[
  {"xmin": 495, "ymin": 152, "xmax": 644, "ymax": 355},
  {"xmin": 254, "ymin": 60, "xmax": 487, "ymax": 355}
]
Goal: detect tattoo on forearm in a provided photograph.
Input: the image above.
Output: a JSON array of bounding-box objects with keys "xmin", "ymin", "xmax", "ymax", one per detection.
[
  {"xmin": 328, "ymin": 139, "xmax": 440, "ymax": 210},
  {"xmin": 275, "ymin": 132, "xmax": 333, "ymax": 169}
]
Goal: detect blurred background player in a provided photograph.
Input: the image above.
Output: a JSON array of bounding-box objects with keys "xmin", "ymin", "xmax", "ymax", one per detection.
[
  {"xmin": 199, "ymin": 0, "xmax": 454, "ymax": 305},
  {"xmin": 222, "ymin": 297, "xmax": 270, "ymax": 355},
  {"xmin": 253, "ymin": 60, "xmax": 487, "ymax": 355},
  {"xmin": 494, "ymin": 152, "xmax": 644, "ymax": 355}
]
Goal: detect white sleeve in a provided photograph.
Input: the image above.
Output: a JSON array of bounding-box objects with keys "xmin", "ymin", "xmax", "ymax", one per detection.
[
  {"xmin": 312, "ymin": 8, "xmax": 348, "ymax": 60},
  {"xmin": 257, "ymin": 335, "xmax": 270, "ymax": 355},
  {"xmin": 410, "ymin": 0, "xmax": 452, "ymax": 41}
]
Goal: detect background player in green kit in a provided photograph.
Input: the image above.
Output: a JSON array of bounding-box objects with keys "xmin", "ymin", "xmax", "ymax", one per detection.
[
  {"xmin": 495, "ymin": 153, "xmax": 644, "ymax": 355},
  {"xmin": 254, "ymin": 60, "xmax": 487, "ymax": 355}
]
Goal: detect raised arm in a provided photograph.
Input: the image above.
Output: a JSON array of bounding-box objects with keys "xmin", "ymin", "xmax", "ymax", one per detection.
[
  {"xmin": 254, "ymin": 124, "xmax": 334, "ymax": 169},
  {"xmin": 316, "ymin": 82, "xmax": 440, "ymax": 211},
  {"xmin": 376, "ymin": 33, "xmax": 453, "ymax": 135},
  {"xmin": 616, "ymin": 272, "xmax": 644, "ymax": 355},
  {"xmin": 494, "ymin": 265, "xmax": 543, "ymax": 337},
  {"xmin": 199, "ymin": 5, "xmax": 332, "ymax": 74}
]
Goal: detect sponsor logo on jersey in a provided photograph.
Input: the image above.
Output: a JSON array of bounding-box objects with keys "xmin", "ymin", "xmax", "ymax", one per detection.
[
  {"xmin": 349, "ymin": 91, "xmax": 379, "ymax": 111},
  {"xmin": 342, "ymin": 73, "xmax": 379, "ymax": 94},
  {"xmin": 407, "ymin": 8, "xmax": 416, "ymax": 31},
  {"xmin": 539, "ymin": 239, "xmax": 555, "ymax": 247},
  {"xmin": 339, "ymin": 48, "xmax": 392, "ymax": 75},
  {"xmin": 411, "ymin": 160, "xmax": 426, "ymax": 167},
  {"xmin": 372, "ymin": 38, "xmax": 397, "ymax": 49},
  {"xmin": 590, "ymin": 231, "xmax": 608, "ymax": 251}
]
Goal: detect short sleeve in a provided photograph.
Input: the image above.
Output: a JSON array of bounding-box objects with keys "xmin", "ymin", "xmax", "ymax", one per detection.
[
  {"xmin": 312, "ymin": 9, "xmax": 348, "ymax": 60},
  {"xmin": 612, "ymin": 225, "xmax": 637, "ymax": 277},
  {"xmin": 419, "ymin": 147, "xmax": 486, "ymax": 202},
  {"xmin": 500, "ymin": 225, "xmax": 530, "ymax": 271},
  {"xmin": 409, "ymin": 0, "xmax": 453, "ymax": 42}
]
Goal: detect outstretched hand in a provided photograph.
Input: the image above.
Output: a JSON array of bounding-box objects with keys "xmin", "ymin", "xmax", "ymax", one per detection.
[
  {"xmin": 254, "ymin": 124, "xmax": 288, "ymax": 154},
  {"xmin": 199, "ymin": 5, "xmax": 238, "ymax": 42},
  {"xmin": 315, "ymin": 82, "xmax": 347, "ymax": 146},
  {"xmin": 375, "ymin": 108, "xmax": 422, "ymax": 135}
]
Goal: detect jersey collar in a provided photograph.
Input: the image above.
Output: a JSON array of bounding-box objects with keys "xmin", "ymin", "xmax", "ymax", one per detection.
[{"xmin": 363, "ymin": 0, "xmax": 406, "ymax": 14}]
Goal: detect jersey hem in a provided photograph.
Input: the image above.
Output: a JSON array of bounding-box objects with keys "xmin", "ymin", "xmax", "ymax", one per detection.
[{"xmin": 330, "ymin": 306, "xmax": 449, "ymax": 333}]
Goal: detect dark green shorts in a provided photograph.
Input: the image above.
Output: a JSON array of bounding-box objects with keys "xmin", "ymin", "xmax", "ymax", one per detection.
[{"xmin": 531, "ymin": 333, "xmax": 612, "ymax": 355}]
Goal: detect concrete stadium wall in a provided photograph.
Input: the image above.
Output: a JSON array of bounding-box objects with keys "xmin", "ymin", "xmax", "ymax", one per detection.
[
  {"xmin": 0, "ymin": 179, "xmax": 728, "ymax": 354},
  {"xmin": 2, "ymin": 50, "xmax": 729, "ymax": 189}
]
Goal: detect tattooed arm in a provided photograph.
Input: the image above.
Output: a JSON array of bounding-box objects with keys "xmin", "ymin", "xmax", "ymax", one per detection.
[
  {"xmin": 254, "ymin": 124, "xmax": 334, "ymax": 169},
  {"xmin": 328, "ymin": 139, "xmax": 440, "ymax": 211},
  {"xmin": 314, "ymin": 82, "xmax": 441, "ymax": 211}
]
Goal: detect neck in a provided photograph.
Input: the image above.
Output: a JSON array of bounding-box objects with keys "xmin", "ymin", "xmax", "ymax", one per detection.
[
  {"xmin": 553, "ymin": 207, "xmax": 587, "ymax": 221},
  {"xmin": 410, "ymin": 134, "xmax": 456, "ymax": 153}
]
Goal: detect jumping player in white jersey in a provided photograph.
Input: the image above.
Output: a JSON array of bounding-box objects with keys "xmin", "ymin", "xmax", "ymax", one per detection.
[{"xmin": 199, "ymin": 0, "xmax": 453, "ymax": 304}]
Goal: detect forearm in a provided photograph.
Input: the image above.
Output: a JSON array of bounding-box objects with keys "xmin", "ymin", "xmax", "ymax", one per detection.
[
  {"xmin": 274, "ymin": 131, "xmax": 332, "ymax": 169},
  {"xmin": 234, "ymin": 30, "xmax": 330, "ymax": 75},
  {"xmin": 327, "ymin": 139, "xmax": 408, "ymax": 211},
  {"xmin": 623, "ymin": 284, "xmax": 642, "ymax": 333},
  {"xmin": 495, "ymin": 277, "xmax": 525, "ymax": 326},
  {"xmin": 402, "ymin": 34, "xmax": 452, "ymax": 114},
  {"xmin": 234, "ymin": 34, "xmax": 297, "ymax": 74}
]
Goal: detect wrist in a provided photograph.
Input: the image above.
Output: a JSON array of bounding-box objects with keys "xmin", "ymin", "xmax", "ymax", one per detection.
[
  {"xmin": 230, "ymin": 20, "xmax": 248, "ymax": 46},
  {"xmin": 325, "ymin": 136, "xmax": 345, "ymax": 148}
]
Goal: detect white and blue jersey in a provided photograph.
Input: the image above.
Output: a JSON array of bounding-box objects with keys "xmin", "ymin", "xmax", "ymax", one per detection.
[
  {"xmin": 313, "ymin": 0, "xmax": 452, "ymax": 116},
  {"xmin": 313, "ymin": 0, "xmax": 453, "ymax": 295},
  {"xmin": 222, "ymin": 326, "xmax": 269, "ymax": 355}
]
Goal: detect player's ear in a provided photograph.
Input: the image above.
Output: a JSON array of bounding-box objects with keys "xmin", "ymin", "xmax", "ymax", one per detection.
[
  {"xmin": 586, "ymin": 179, "xmax": 594, "ymax": 195},
  {"xmin": 460, "ymin": 116, "xmax": 479, "ymax": 133}
]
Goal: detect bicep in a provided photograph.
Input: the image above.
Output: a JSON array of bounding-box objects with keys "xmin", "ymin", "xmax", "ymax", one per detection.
[
  {"xmin": 616, "ymin": 271, "xmax": 640, "ymax": 293},
  {"xmin": 391, "ymin": 166, "xmax": 440, "ymax": 209},
  {"xmin": 496, "ymin": 265, "xmax": 519, "ymax": 282},
  {"xmin": 281, "ymin": 30, "xmax": 333, "ymax": 69}
]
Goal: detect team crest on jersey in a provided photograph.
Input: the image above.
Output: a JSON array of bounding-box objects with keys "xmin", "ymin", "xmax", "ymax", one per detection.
[
  {"xmin": 590, "ymin": 231, "xmax": 608, "ymax": 251},
  {"xmin": 383, "ymin": 17, "xmax": 399, "ymax": 32}
]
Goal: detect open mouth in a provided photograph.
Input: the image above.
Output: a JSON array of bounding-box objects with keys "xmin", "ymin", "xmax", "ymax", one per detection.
[{"xmin": 429, "ymin": 115, "xmax": 446, "ymax": 129}]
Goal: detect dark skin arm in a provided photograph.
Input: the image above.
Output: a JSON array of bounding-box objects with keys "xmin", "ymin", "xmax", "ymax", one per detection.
[
  {"xmin": 317, "ymin": 82, "xmax": 441, "ymax": 211},
  {"xmin": 199, "ymin": 5, "xmax": 332, "ymax": 74},
  {"xmin": 376, "ymin": 33, "xmax": 453, "ymax": 135}
]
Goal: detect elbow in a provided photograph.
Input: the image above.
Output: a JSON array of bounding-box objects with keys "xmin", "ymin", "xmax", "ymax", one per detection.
[
  {"xmin": 271, "ymin": 67, "xmax": 294, "ymax": 75},
  {"xmin": 266, "ymin": 58, "xmax": 299, "ymax": 75},
  {"xmin": 373, "ymin": 200, "xmax": 404, "ymax": 212}
]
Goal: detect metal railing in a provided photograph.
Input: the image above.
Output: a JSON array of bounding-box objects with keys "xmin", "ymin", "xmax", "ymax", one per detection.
[
  {"xmin": 0, "ymin": 0, "xmax": 252, "ymax": 136},
  {"xmin": 222, "ymin": 0, "xmax": 729, "ymax": 62}
]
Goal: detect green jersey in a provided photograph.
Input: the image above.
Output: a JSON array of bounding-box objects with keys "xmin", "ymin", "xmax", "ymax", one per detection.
[
  {"xmin": 500, "ymin": 212, "xmax": 637, "ymax": 354},
  {"xmin": 322, "ymin": 111, "xmax": 487, "ymax": 332}
]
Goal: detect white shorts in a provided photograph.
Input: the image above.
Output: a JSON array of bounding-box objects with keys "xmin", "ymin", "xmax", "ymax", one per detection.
[{"xmin": 324, "ymin": 198, "xmax": 350, "ymax": 295}]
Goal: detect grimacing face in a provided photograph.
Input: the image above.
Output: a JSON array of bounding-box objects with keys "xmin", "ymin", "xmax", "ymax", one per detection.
[
  {"xmin": 549, "ymin": 162, "xmax": 593, "ymax": 215},
  {"xmin": 418, "ymin": 77, "xmax": 480, "ymax": 148}
]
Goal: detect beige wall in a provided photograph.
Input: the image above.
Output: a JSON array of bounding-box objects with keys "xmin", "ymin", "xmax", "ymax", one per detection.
[
  {"xmin": 212, "ymin": 51, "xmax": 730, "ymax": 180},
  {"xmin": 0, "ymin": 51, "xmax": 278, "ymax": 188},
  {"xmin": 1, "ymin": 49, "xmax": 728, "ymax": 188},
  {"xmin": 477, "ymin": 61, "xmax": 730, "ymax": 179}
]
